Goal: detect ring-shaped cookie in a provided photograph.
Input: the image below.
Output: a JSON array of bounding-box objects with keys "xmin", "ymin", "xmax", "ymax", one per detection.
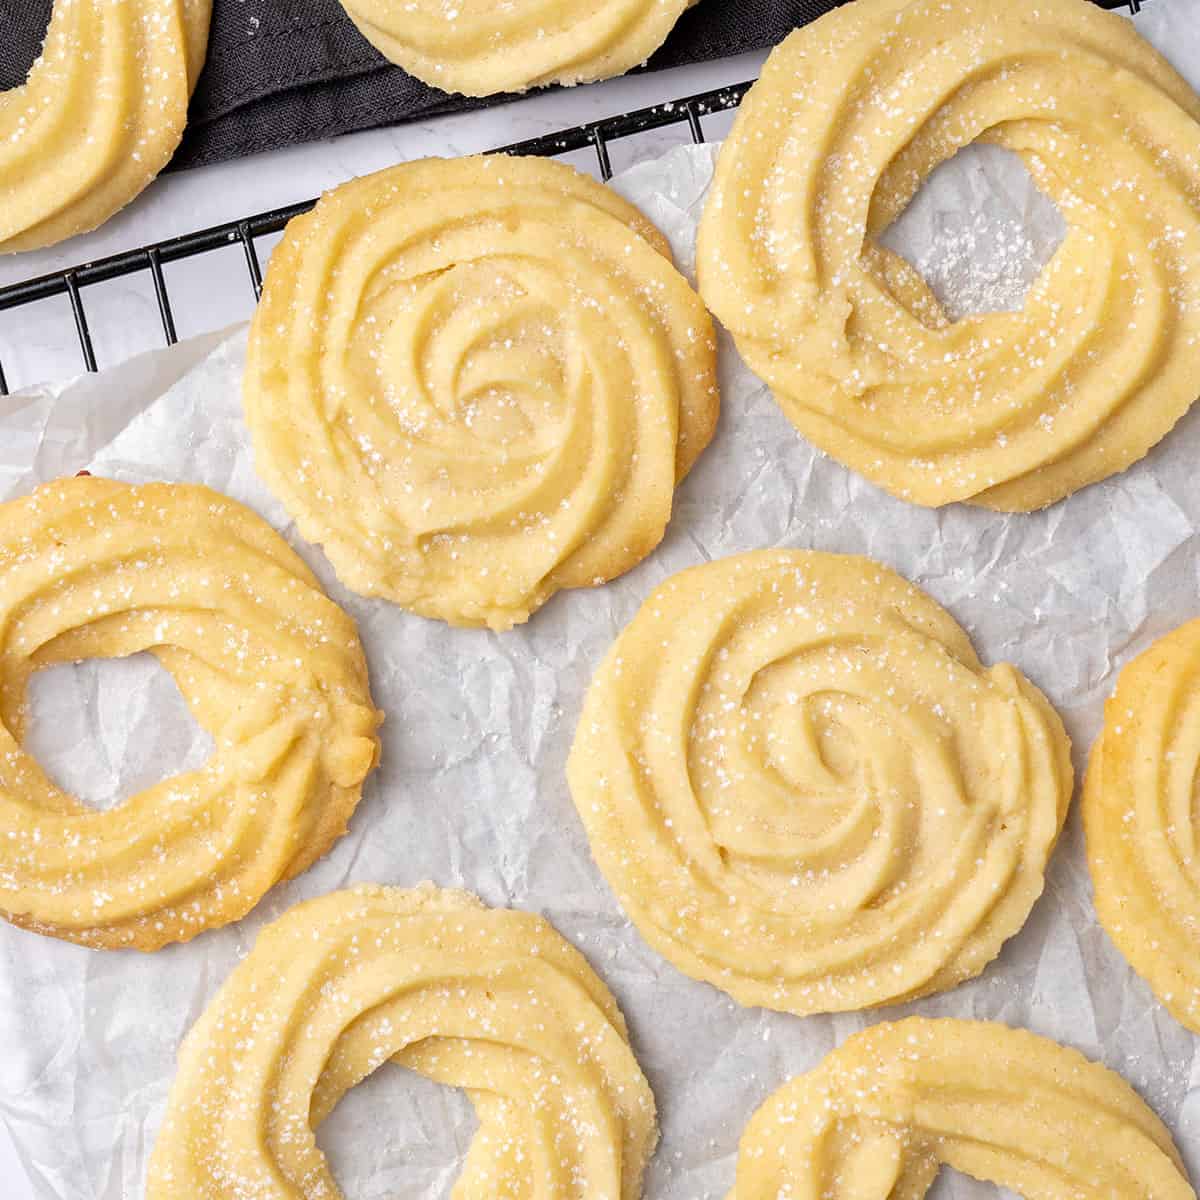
[
  {"xmin": 337, "ymin": 0, "xmax": 696, "ymax": 97},
  {"xmin": 730, "ymin": 1018, "xmax": 1195, "ymax": 1199},
  {"xmin": 0, "ymin": 477, "xmax": 381, "ymax": 950},
  {"xmin": 568, "ymin": 550, "xmax": 1072, "ymax": 1014},
  {"xmin": 697, "ymin": 0, "xmax": 1200, "ymax": 511},
  {"xmin": 1085, "ymin": 620, "xmax": 1200, "ymax": 1033},
  {"xmin": 0, "ymin": 0, "xmax": 211, "ymax": 254},
  {"xmin": 148, "ymin": 884, "xmax": 658, "ymax": 1199},
  {"xmin": 245, "ymin": 154, "xmax": 718, "ymax": 630}
]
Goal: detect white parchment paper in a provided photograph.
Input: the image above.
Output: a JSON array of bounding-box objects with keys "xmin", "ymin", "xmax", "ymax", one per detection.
[{"xmin": 5, "ymin": 24, "xmax": 1200, "ymax": 1193}]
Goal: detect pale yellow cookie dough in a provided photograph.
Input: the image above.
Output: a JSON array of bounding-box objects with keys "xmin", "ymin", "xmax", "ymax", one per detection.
[
  {"xmin": 148, "ymin": 884, "xmax": 658, "ymax": 1200},
  {"xmin": 568, "ymin": 550, "xmax": 1072, "ymax": 1015},
  {"xmin": 337, "ymin": 0, "xmax": 696, "ymax": 97},
  {"xmin": 1085, "ymin": 620, "xmax": 1200, "ymax": 1034},
  {"xmin": 697, "ymin": 0, "xmax": 1200, "ymax": 512},
  {"xmin": 0, "ymin": 477, "xmax": 381, "ymax": 951},
  {"xmin": 244, "ymin": 154, "xmax": 718, "ymax": 631},
  {"xmin": 0, "ymin": 0, "xmax": 211, "ymax": 254},
  {"xmin": 730, "ymin": 1018, "xmax": 1196, "ymax": 1199}
]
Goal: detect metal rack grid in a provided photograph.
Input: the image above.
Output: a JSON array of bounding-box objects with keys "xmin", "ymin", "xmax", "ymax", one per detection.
[{"xmin": 0, "ymin": 0, "xmax": 1150, "ymax": 397}]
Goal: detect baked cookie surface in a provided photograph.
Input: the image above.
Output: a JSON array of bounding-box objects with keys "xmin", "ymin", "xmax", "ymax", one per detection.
[
  {"xmin": 148, "ymin": 884, "xmax": 657, "ymax": 1200},
  {"xmin": 697, "ymin": 0, "xmax": 1200, "ymax": 511},
  {"xmin": 568, "ymin": 550, "xmax": 1072, "ymax": 1014},
  {"xmin": 730, "ymin": 1018, "xmax": 1196, "ymax": 1199},
  {"xmin": 0, "ymin": 476, "xmax": 381, "ymax": 950},
  {"xmin": 245, "ymin": 154, "xmax": 718, "ymax": 631},
  {"xmin": 336, "ymin": 0, "xmax": 695, "ymax": 96},
  {"xmin": 0, "ymin": 0, "xmax": 211, "ymax": 254},
  {"xmin": 1085, "ymin": 620, "xmax": 1200, "ymax": 1033}
]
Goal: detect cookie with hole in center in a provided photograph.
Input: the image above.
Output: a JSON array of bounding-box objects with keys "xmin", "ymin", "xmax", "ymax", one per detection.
[
  {"xmin": 697, "ymin": 0, "xmax": 1200, "ymax": 511},
  {"xmin": 0, "ymin": 476, "xmax": 382, "ymax": 950},
  {"xmin": 148, "ymin": 884, "xmax": 658, "ymax": 1199}
]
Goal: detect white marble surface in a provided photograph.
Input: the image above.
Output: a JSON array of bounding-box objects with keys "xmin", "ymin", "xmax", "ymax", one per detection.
[{"xmin": 2, "ymin": 0, "xmax": 1199, "ymax": 1195}]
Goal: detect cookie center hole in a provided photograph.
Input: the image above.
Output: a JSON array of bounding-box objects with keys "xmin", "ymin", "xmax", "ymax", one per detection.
[
  {"xmin": 0, "ymin": 0, "xmax": 53, "ymax": 91},
  {"xmin": 25, "ymin": 654, "xmax": 213, "ymax": 811},
  {"xmin": 318, "ymin": 1063, "xmax": 477, "ymax": 1199},
  {"xmin": 878, "ymin": 143, "xmax": 1066, "ymax": 322},
  {"xmin": 929, "ymin": 1167, "xmax": 1020, "ymax": 1200}
]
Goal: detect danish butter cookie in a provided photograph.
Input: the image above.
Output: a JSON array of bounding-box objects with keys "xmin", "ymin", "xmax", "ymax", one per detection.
[
  {"xmin": 568, "ymin": 550, "xmax": 1072, "ymax": 1015},
  {"xmin": 730, "ymin": 1018, "xmax": 1195, "ymax": 1200},
  {"xmin": 1085, "ymin": 620, "xmax": 1200, "ymax": 1033},
  {"xmin": 0, "ymin": 0, "xmax": 211, "ymax": 254},
  {"xmin": 337, "ymin": 0, "xmax": 696, "ymax": 97},
  {"xmin": 244, "ymin": 154, "xmax": 718, "ymax": 631},
  {"xmin": 0, "ymin": 477, "xmax": 381, "ymax": 950},
  {"xmin": 148, "ymin": 884, "xmax": 658, "ymax": 1200},
  {"xmin": 697, "ymin": 0, "xmax": 1200, "ymax": 511}
]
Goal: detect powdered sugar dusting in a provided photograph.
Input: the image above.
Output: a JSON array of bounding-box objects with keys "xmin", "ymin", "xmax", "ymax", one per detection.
[{"xmin": 880, "ymin": 143, "xmax": 1067, "ymax": 323}]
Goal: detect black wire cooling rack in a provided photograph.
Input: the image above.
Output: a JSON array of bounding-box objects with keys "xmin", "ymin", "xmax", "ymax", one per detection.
[
  {"xmin": 0, "ymin": 80, "xmax": 749, "ymax": 397},
  {"xmin": 0, "ymin": 0, "xmax": 1150, "ymax": 397}
]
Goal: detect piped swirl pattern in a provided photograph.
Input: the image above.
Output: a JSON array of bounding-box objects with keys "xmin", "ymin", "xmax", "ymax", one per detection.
[
  {"xmin": 568, "ymin": 551, "xmax": 1072, "ymax": 1014},
  {"xmin": 1085, "ymin": 620, "xmax": 1200, "ymax": 1034},
  {"xmin": 0, "ymin": 477, "xmax": 381, "ymax": 950},
  {"xmin": 336, "ymin": 0, "xmax": 696, "ymax": 97},
  {"xmin": 697, "ymin": 0, "xmax": 1200, "ymax": 511},
  {"xmin": 148, "ymin": 884, "xmax": 658, "ymax": 1200},
  {"xmin": 729, "ymin": 1018, "xmax": 1196, "ymax": 1200},
  {"xmin": 0, "ymin": 0, "xmax": 211, "ymax": 253},
  {"xmin": 245, "ymin": 154, "xmax": 718, "ymax": 630}
]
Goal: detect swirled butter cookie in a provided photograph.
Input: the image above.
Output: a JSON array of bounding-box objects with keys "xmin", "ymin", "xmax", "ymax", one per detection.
[
  {"xmin": 0, "ymin": 0, "xmax": 211, "ymax": 254},
  {"xmin": 730, "ymin": 1018, "xmax": 1195, "ymax": 1199},
  {"xmin": 337, "ymin": 0, "xmax": 695, "ymax": 97},
  {"xmin": 245, "ymin": 154, "xmax": 718, "ymax": 631},
  {"xmin": 0, "ymin": 476, "xmax": 382, "ymax": 951},
  {"xmin": 1084, "ymin": 620, "xmax": 1200, "ymax": 1033},
  {"xmin": 697, "ymin": 0, "xmax": 1200, "ymax": 512},
  {"xmin": 568, "ymin": 551, "xmax": 1072, "ymax": 1015},
  {"xmin": 148, "ymin": 884, "xmax": 658, "ymax": 1199}
]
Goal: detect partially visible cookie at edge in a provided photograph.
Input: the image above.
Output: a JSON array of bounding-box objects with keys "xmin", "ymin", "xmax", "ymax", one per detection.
[
  {"xmin": 0, "ymin": 476, "xmax": 382, "ymax": 950},
  {"xmin": 148, "ymin": 884, "xmax": 658, "ymax": 1198},
  {"xmin": 730, "ymin": 1018, "xmax": 1195, "ymax": 1198},
  {"xmin": 336, "ymin": 0, "xmax": 697, "ymax": 96},
  {"xmin": 1085, "ymin": 619, "xmax": 1200, "ymax": 1033},
  {"xmin": 0, "ymin": 0, "xmax": 211, "ymax": 253}
]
